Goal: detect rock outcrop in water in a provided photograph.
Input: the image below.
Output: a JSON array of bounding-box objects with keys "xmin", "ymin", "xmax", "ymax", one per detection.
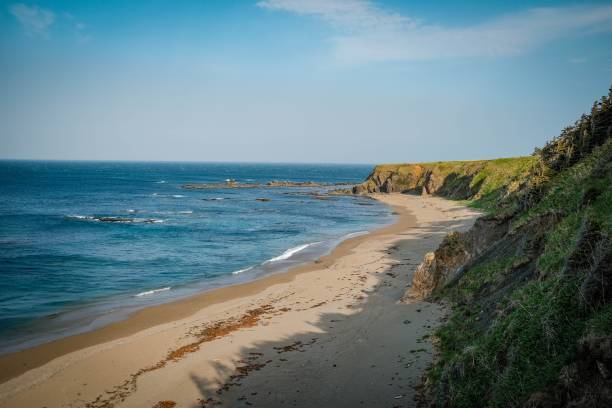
[
  {"xmin": 183, "ymin": 181, "xmax": 346, "ymax": 190},
  {"xmin": 69, "ymin": 215, "xmax": 162, "ymax": 224},
  {"xmin": 362, "ymin": 86, "xmax": 612, "ymax": 407}
]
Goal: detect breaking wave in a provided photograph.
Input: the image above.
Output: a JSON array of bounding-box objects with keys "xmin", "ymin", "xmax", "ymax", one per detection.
[
  {"xmin": 265, "ymin": 242, "xmax": 319, "ymax": 263},
  {"xmin": 135, "ymin": 287, "xmax": 171, "ymax": 297}
]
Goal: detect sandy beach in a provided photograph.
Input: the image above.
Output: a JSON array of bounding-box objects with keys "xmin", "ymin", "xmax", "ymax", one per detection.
[{"xmin": 0, "ymin": 194, "xmax": 480, "ymax": 408}]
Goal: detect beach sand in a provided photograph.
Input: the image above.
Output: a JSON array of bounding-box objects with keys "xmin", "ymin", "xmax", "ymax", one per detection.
[{"xmin": 0, "ymin": 194, "xmax": 480, "ymax": 408}]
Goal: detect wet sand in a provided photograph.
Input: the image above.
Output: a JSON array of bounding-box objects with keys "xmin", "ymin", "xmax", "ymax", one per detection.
[{"xmin": 0, "ymin": 194, "xmax": 480, "ymax": 408}]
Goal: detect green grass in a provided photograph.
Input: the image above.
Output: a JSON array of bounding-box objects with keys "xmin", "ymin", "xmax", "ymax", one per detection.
[
  {"xmin": 427, "ymin": 142, "xmax": 612, "ymax": 407},
  {"xmin": 440, "ymin": 257, "xmax": 517, "ymax": 302},
  {"xmin": 470, "ymin": 157, "xmax": 539, "ymax": 194},
  {"xmin": 587, "ymin": 302, "xmax": 612, "ymax": 336},
  {"xmin": 514, "ymin": 140, "xmax": 611, "ymax": 229},
  {"xmin": 589, "ymin": 183, "xmax": 612, "ymax": 234},
  {"xmin": 535, "ymin": 213, "xmax": 583, "ymax": 276},
  {"xmin": 432, "ymin": 278, "xmax": 585, "ymax": 408}
]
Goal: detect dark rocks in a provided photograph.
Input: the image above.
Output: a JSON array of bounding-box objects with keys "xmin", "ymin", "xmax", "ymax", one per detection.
[
  {"xmin": 73, "ymin": 216, "xmax": 161, "ymax": 224},
  {"xmin": 327, "ymin": 188, "xmax": 353, "ymax": 195},
  {"xmin": 265, "ymin": 181, "xmax": 324, "ymax": 187},
  {"xmin": 183, "ymin": 181, "xmax": 338, "ymax": 190},
  {"xmin": 183, "ymin": 182, "xmax": 259, "ymax": 189},
  {"xmin": 95, "ymin": 216, "xmax": 135, "ymax": 223}
]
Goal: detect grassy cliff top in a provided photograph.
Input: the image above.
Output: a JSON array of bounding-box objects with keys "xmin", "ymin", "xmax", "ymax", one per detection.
[
  {"xmin": 374, "ymin": 156, "xmax": 535, "ymax": 169},
  {"xmin": 356, "ymin": 156, "xmax": 539, "ymax": 211}
]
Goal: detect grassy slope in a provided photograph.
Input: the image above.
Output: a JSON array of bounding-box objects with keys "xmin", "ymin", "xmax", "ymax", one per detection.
[
  {"xmin": 430, "ymin": 141, "xmax": 611, "ymax": 407},
  {"xmin": 422, "ymin": 89, "xmax": 612, "ymax": 407}
]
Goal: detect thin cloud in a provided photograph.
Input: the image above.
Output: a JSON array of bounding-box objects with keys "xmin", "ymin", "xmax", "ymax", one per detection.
[
  {"xmin": 9, "ymin": 3, "xmax": 55, "ymax": 36},
  {"xmin": 73, "ymin": 21, "xmax": 92, "ymax": 44},
  {"xmin": 570, "ymin": 57, "xmax": 587, "ymax": 64},
  {"xmin": 257, "ymin": 0, "xmax": 612, "ymax": 63},
  {"xmin": 257, "ymin": 0, "xmax": 412, "ymax": 31},
  {"xmin": 10, "ymin": 4, "xmax": 91, "ymax": 43}
]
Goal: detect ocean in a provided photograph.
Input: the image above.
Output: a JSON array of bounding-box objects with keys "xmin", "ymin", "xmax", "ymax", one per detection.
[{"xmin": 0, "ymin": 161, "xmax": 392, "ymax": 354}]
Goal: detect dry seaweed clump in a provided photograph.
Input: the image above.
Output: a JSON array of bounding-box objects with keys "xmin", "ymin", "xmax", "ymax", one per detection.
[
  {"xmin": 86, "ymin": 304, "xmax": 275, "ymax": 408},
  {"xmin": 152, "ymin": 401, "xmax": 176, "ymax": 408}
]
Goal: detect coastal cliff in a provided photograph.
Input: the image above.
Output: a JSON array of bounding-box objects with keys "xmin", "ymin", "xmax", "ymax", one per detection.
[
  {"xmin": 363, "ymin": 86, "xmax": 612, "ymax": 407},
  {"xmin": 353, "ymin": 157, "xmax": 537, "ymax": 210}
]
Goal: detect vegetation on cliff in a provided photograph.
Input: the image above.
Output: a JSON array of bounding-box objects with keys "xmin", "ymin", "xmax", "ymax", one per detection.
[
  {"xmin": 363, "ymin": 86, "xmax": 612, "ymax": 407},
  {"xmin": 427, "ymin": 87, "xmax": 611, "ymax": 408},
  {"xmin": 353, "ymin": 156, "xmax": 539, "ymax": 213}
]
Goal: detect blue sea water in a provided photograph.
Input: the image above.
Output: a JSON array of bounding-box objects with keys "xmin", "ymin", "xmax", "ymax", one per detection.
[{"xmin": 0, "ymin": 161, "xmax": 392, "ymax": 353}]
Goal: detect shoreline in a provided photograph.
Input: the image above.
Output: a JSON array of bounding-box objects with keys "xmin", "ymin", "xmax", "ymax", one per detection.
[
  {"xmin": 0, "ymin": 219, "xmax": 390, "ymax": 358},
  {"xmin": 0, "ymin": 193, "xmax": 481, "ymax": 408},
  {"xmin": 0, "ymin": 195, "xmax": 409, "ymax": 385}
]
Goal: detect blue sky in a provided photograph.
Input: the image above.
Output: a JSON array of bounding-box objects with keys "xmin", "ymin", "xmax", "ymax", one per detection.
[{"xmin": 1, "ymin": 0, "xmax": 611, "ymax": 163}]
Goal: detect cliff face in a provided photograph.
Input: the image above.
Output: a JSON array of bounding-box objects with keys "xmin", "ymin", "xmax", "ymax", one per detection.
[
  {"xmin": 405, "ymin": 215, "xmax": 510, "ymax": 301},
  {"xmin": 370, "ymin": 87, "xmax": 612, "ymax": 407},
  {"xmin": 353, "ymin": 158, "xmax": 538, "ymax": 210}
]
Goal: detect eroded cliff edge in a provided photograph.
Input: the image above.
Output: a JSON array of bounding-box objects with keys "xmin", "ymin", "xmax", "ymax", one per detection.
[
  {"xmin": 353, "ymin": 157, "xmax": 538, "ymax": 208},
  {"xmin": 360, "ymin": 87, "xmax": 612, "ymax": 407}
]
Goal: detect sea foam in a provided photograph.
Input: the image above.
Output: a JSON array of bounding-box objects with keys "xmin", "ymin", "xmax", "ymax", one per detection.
[
  {"xmin": 232, "ymin": 266, "xmax": 254, "ymax": 275},
  {"xmin": 266, "ymin": 242, "xmax": 319, "ymax": 263},
  {"xmin": 68, "ymin": 215, "xmax": 164, "ymax": 224},
  {"xmin": 68, "ymin": 215, "xmax": 97, "ymax": 221},
  {"xmin": 135, "ymin": 287, "xmax": 171, "ymax": 297},
  {"xmin": 341, "ymin": 230, "xmax": 368, "ymax": 240}
]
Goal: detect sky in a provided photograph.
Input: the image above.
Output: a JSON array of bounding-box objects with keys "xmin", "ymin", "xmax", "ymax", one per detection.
[{"xmin": 1, "ymin": 0, "xmax": 611, "ymax": 164}]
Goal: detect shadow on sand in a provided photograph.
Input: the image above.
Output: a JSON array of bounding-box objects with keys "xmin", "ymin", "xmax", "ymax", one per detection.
[{"xmin": 182, "ymin": 215, "xmax": 474, "ymax": 408}]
